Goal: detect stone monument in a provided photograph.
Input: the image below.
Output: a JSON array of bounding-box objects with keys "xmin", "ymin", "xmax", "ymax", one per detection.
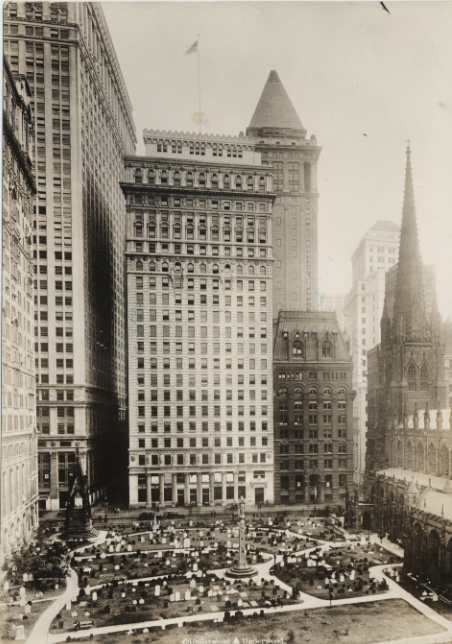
[
  {"xmin": 226, "ymin": 497, "xmax": 256, "ymax": 578},
  {"xmin": 64, "ymin": 448, "xmax": 97, "ymax": 540}
]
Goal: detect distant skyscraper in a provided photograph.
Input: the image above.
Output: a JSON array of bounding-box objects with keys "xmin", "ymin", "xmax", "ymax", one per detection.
[
  {"xmin": 3, "ymin": 2, "xmax": 136, "ymax": 510},
  {"xmin": 1, "ymin": 59, "xmax": 38, "ymax": 563},
  {"xmin": 122, "ymin": 131, "xmax": 275, "ymax": 507},
  {"xmin": 344, "ymin": 220, "xmax": 399, "ymax": 485},
  {"xmin": 273, "ymin": 311, "xmax": 354, "ymax": 506},
  {"xmin": 246, "ymin": 70, "xmax": 320, "ymax": 316}
]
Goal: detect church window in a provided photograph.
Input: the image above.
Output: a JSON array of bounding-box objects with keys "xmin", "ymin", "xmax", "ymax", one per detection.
[
  {"xmin": 407, "ymin": 363, "xmax": 417, "ymax": 391},
  {"xmin": 420, "ymin": 362, "xmax": 429, "ymax": 389},
  {"xmin": 322, "ymin": 341, "xmax": 332, "ymax": 358},
  {"xmin": 303, "ymin": 163, "xmax": 311, "ymax": 192},
  {"xmin": 293, "ymin": 340, "xmax": 304, "ymax": 356}
]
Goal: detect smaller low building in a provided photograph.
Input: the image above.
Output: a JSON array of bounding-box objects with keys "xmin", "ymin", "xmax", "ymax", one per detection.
[{"xmin": 273, "ymin": 310, "xmax": 354, "ymax": 507}]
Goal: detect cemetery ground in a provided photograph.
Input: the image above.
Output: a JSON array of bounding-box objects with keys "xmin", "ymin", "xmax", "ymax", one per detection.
[
  {"xmin": 271, "ymin": 542, "xmax": 399, "ymax": 600},
  {"xmin": 5, "ymin": 511, "xmax": 452, "ymax": 643},
  {"xmin": 0, "ymin": 527, "xmax": 69, "ymax": 643},
  {"xmin": 63, "ymin": 599, "xmax": 447, "ymax": 644}
]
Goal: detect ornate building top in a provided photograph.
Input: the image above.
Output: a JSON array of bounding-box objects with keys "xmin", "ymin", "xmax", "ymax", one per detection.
[
  {"xmin": 247, "ymin": 70, "xmax": 306, "ymax": 138},
  {"xmin": 393, "ymin": 145, "xmax": 428, "ymax": 340}
]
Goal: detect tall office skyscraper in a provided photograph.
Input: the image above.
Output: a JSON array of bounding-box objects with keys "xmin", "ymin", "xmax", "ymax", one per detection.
[
  {"xmin": 1, "ymin": 58, "xmax": 38, "ymax": 564},
  {"xmin": 3, "ymin": 2, "xmax": 136, "ymax": 510},
  {"xmin": 122, "ymin": 131, "xmax": 275, "ymax": 507},
  {"xmin": 246, "ymin": 70, "xmax": 321, "ymax": 316},
  {"xmin": 344, "ymin": 220, "xmax": 399, "ymax": 484}
]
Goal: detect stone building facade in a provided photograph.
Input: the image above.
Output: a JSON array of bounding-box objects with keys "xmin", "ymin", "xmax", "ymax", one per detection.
[
  {"xmin": 273, "ymin": 311, "xmax": 354, "ymax": 506},
  {"xmin": 4, "ymin": 2, "xmax": 136, "ymax": 509},
  {"xmin": 1, "ymin": 58, "xmax": 38, "ymax": 563},
  {"xmin": 122, "ymin": 132, "xmax": 275, "ymax": 507},
  {"xmin": 246, "ymin": 70, "xmax": 321, "ymax": 316},
  {"xmin": 365, "ymin": 147, "xmax": 452, "ymax": 583}
]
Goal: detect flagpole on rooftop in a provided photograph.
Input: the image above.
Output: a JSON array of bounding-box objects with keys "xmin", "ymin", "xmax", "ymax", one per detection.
[{"xmin": 196, "ymin": 33, "xmax": 202, "ymax": 133}]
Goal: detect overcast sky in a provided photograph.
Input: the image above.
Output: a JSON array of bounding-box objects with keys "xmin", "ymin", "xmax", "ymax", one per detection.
[{"xmin": 103, "ymin": 1, "xmax": 452, "ymax": 317}]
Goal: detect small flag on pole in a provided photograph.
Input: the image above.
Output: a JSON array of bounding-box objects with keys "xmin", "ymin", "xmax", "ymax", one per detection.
[{"xmin": 186, "ymin": 39, "xmax": 199, "ymax": 55}]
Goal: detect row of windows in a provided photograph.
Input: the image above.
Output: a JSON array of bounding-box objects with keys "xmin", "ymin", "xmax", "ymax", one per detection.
[
  {"xmin": 37, "ymin": 374, "xmax": 73, "ymax": 384},
  {"xmin": 139, "ymin": 325, "xmax": 268, "ymax": 338},
  {"xmin": 134, "ymin": 226, "xmax": 267, "ymax": 244},
  {"xmin": 136, "ymin": 276, "xmax": 268, "ymax": 292},
  {"xmin": 278, "ymin": 413, "xmax": 347, "ymax": 424},
  {"xmin": 154, "ymin": 141, "xmax": 245, "ymax": 159},
  {"xmin": 132, "ymin": 167, "xmax": 270, "ymax": 192},
  {"xmin": 277, "ymin": 371, "xmax": 349, "ymax": 382},
  {"xmin": 137, "ymin": 405, "xmax": 269, "ymax": 418},
  {"xmin": 278, "ymin": 429, "xmax": 348, "ymax": 439},
  {"xmin": 134, "ymin": 451, "xmax": 269, "ymax": 467},
  {"xmin": 138, "ymin": 357, "xmax": 269, "ymax": 370},
  {"xmin": 135, "ymin": 292, "xmax": 268, "ymax": 309},
  {"xmin": 138, "ymin": 374, "xmax": 268, "ymax": 387},
  {"xmin": 279, "ymin": 473, "xmax": 349, "ymax": 486},
  {"xmin": 138, "ymin": 311, "xmax": 268, "ymax": 325},
  {"xmin": 279, "ymin": 443, "xmax": 348, "ymax": 454},
  {"xmin": 278, "ymin": 402, "xmax": 347, "ymax": 412},
  {"xmin": 135, "ymin": 420, "xmax": 268, "ymax": 433},
  {"xmin": 135, "ymin": 436, "xmax": 269, "ymax": 449},
  {"xmin": 135, "ymin": 262, "xmax": 268, "ymax": 276},
  {"xmin": 129, "ymin": 194, "xmax": 267, "ymax": 212},
  {"xmin": 138, "ymin": 390, "xmax": 268, "ymax": 402},
  {"xmin": 130, "ymin": 243, "xmax": 270, "ymax": 259},
  {"xmin": 139, "ymin": 341, "xmax": 269, "ymax": 355}
]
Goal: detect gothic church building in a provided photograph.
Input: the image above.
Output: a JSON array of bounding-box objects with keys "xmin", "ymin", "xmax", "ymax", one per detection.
[{"xmin": 366, "ymin": 146, "xmax": 452, "ymax": 584}]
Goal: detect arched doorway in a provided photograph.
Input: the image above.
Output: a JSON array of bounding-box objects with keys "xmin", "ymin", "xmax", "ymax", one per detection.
[
  {"xmin": 416, "ymin": 443, "xmax": 425, "ymax": 473},
  {"xmin": 440, "ymin": 448, "xmax": 450, "ymax": 478},
  {"xmin": 428, "ymin": 530, "xmax": 441, "ymax": 583},
  {"xmin": 446, "ymin": 537, "xmax": 452, "ymax": 580},
  {"xmin": 406, "ymin": 442, "xmax": 414, "ymax": 471},
  {"xmin": 411, "ymin": 523, "xmax": 425, "ymax": 575},
  {"xmin": 427, "ymin": 444, "xmax": 437, "ymax": 476}
]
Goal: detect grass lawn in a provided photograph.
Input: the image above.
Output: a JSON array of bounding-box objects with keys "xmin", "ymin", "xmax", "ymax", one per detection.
[{"xmin": 85, "ymin": 598, "xmax": 446, "ymax": 644}]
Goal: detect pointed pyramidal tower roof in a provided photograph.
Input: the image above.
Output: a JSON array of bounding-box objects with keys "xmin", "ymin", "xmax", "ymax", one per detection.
[
  {"xmin": 394, "ymin": 144, "xmax": 427, "ymax": 337},
  {"xmin": 246, "ymin": 70, "xmax": 306, "ymax": 137}
]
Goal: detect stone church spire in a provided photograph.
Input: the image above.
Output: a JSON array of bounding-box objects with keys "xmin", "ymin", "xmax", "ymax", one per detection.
[{"xmin": 393, "ymin": 144, "xmax": 427, "ymax": 339}]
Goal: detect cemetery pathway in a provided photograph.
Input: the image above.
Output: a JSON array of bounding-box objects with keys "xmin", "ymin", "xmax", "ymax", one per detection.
[
  {"xmin": 34, "ymin": 528, "xmax": 452, "ymax": 644},
  {"xmin": 25, "ymin": 531, "xmax": 108, "ymax": 644},
  {"xmin": 25, "ymin": 568, "xmax": 78, "ymax": 644}
]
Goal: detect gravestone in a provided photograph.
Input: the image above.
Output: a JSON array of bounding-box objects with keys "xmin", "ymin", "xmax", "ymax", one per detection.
[{"xmin": 15, "ymin": 625, "xmax": 25, "ymax": 641}]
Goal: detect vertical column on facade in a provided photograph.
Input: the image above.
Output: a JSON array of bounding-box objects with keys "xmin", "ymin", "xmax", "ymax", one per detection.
[
  {"xmin": 233, "ymin": 472, "xmax": 239, "ymax": 502},
  {"xmin": 209, "ymin": 473, "xmax": 214, "ymax": 506},
  {"xmin": 315, "ymin": 478, "xmax": 321, "ymax": 505},
  {"xmin": 172, "ymin": 474, "xmax": 177, "ymax": 504},
  {"xmin": 147, "ymin": 475, "xmax": 153, "ymax": 507},
  {"xmin": 222, "ymin": 474, "xmax": 227, "ymax": 502},
  {"xmin": 50, "ymin": 453, "xmax": 59, "ymax": 505},
  {"xmin": 184, "ymin": 474, "xmax": 190, "ymax": 506},
  {"xmin": 197, "ymin": 474, "xmax": 202, "ymax": 506},
  {"xmin": 159, "ymin": 475, "xmax": 164, "ymax": 505}
]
